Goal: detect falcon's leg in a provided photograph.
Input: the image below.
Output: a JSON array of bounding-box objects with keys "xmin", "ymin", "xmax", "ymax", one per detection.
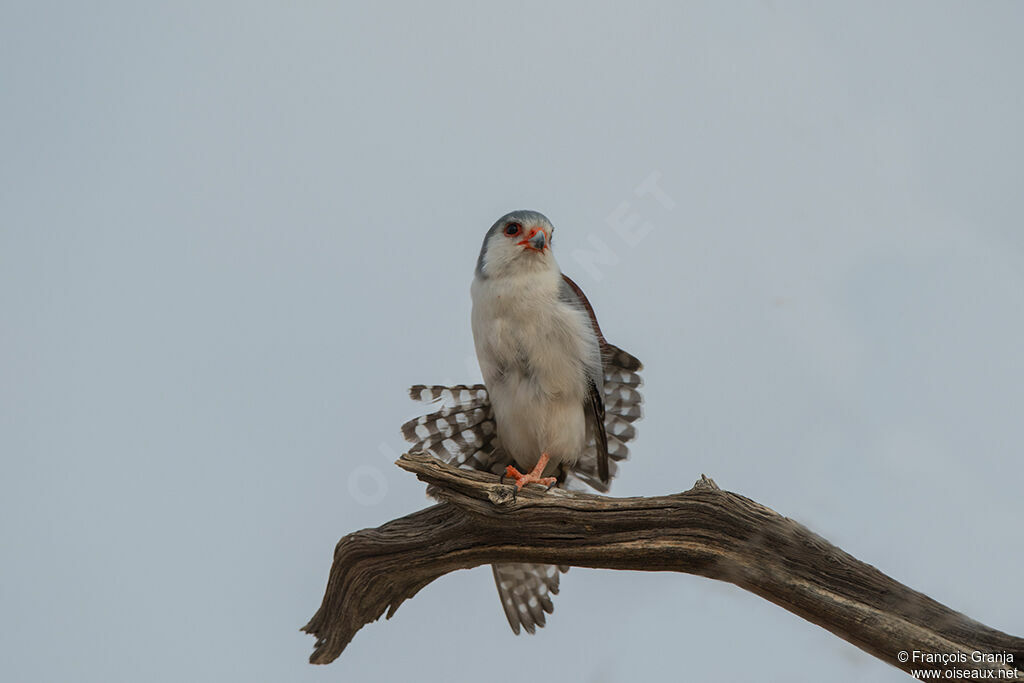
[{"xmin": 504, "ymin": 453, "xmax": 558, "ymax": 490}]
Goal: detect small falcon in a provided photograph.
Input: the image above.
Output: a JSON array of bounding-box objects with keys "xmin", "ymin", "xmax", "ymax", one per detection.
[{"xmin": 402, "ymin": 210, "xmax": 643, "ymax": 635}]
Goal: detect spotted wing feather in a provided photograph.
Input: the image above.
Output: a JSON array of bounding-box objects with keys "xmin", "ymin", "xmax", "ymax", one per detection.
[
  {"xmin": 401, "ymin": 384, "xmax": 507, "ymax": 474},
  {"xmin": 558, "ymin": 274, "xmax": 644, "ymax": 493},
  {"xmin": 564, "ymin": 343, "xmax": 643, "ymax": 492},
  {"xmin": 402, "ymin": 384, "xmax": 566, "ymax": 636},
  {"xmin": 401, "ymin": 317, "xmax": 642, "ymax": 634}
]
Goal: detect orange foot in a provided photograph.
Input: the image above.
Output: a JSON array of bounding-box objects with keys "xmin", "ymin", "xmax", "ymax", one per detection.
[{"xmin": 504, "ymin": 453, "xmax": 558, "ymax": 490}]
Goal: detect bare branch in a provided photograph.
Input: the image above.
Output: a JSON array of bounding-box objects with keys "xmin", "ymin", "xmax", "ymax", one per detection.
[{"xmin": 303, "ymin": 452, "xmax": 1023, "ymax": 677}]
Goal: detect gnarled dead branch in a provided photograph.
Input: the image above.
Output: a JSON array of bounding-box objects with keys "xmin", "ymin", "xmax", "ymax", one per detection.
[{"xmin": 303, "ymin": 452, "xmax": 1022, "ymax": 677}]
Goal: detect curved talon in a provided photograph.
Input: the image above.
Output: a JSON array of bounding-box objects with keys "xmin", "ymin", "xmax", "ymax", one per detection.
[{"xmin": 504, "ymin": 454, "xmax": 558, "ymax": 491}]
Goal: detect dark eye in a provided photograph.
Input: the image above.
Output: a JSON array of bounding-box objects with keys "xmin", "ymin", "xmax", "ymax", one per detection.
[{"xmin": 504, "ymin": 222, "xmax": 522, "ymax": 237}]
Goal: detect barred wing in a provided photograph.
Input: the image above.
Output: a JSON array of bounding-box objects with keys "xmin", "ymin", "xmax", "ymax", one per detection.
[
  {"xmin": 564, "ymin": 343, "xmax": 643, "ymax": 493},
  {"xmin": 401, "ymin": 384, "xmax": 559, "ymax": 637},
  {"xmin": 399, "ymin": 343, "xmax": 642, "ymax": 634},
  {"xmin": 401, "ymin": 384, "xmax": 508, "ymax": 474}
]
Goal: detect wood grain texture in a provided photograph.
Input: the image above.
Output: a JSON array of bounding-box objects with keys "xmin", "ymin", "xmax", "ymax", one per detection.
[{"xmin": 303, "ymin": 452, "xmax": 1023, "ymax": 677}]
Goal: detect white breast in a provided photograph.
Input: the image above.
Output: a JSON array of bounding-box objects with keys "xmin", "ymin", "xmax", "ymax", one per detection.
[{"xmin": 470, "ymin": 268, "xmax": 599, "ymax": 475}]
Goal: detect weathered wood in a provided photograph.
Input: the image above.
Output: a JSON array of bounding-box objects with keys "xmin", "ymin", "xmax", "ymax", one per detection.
[{"xmin": 303, "ymin": 452, "xmax": 1023, "ymax": 677}]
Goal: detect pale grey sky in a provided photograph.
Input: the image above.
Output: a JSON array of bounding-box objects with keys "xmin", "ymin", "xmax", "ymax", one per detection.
[{"xmin": 2, "ymin": 2, "xmax": 1022, "ymax": 682}]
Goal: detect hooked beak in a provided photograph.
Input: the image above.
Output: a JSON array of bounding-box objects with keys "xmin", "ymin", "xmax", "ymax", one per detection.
[{"xmin": 518, "ymin": 227, "xmax": 548, "ymax": 252}]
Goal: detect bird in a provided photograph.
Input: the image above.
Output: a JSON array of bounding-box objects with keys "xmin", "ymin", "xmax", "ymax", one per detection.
[{"xmin": 401, "ymin": 209, "xmax": 643, "ymax": 635}]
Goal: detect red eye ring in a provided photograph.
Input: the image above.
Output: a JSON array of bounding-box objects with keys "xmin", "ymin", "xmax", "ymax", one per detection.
[{"xmin": 504, "ymin": 222, "xmax": 522, "ymax": 237}]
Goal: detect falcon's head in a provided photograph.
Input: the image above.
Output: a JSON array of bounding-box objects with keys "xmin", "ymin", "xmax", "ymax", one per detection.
[{"xmin": 475, "ymin": 210, "xmax": 556, "ymax": 279}]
